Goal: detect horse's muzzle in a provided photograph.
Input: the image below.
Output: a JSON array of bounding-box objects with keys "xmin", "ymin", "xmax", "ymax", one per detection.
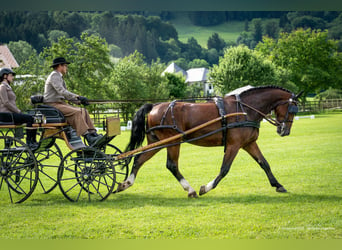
[{"xmin": 277, "ymin": 122, "xmax": 290, "ymax": 136}]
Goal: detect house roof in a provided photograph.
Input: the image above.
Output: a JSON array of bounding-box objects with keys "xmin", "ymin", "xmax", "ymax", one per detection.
[
  {"xmin": 185, "ymin": 67, "xmax": 209, "ymax": 83},
  {"xmin": 162, "ymin": 62, "xmax": 186, "ymax": 76},
  {"xmin": 0, "ymin": 45, "xmax": 19, "ymax": 69},
  {"xmin": 162, "ymin": 63, "xmax": 210, "ymax": 84}
]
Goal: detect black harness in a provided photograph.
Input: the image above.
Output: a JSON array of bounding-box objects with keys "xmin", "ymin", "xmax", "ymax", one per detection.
[{"xmin": 146, "ymin": 97, "xmax": 260, "ymax": 152}]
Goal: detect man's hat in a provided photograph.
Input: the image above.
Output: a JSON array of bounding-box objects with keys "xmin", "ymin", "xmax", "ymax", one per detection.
[{"xmin": 50, "ymin": 57, "xmax": 71, "ymax": 67}]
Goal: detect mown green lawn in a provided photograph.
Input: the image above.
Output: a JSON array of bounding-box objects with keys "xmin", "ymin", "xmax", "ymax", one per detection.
[{"xmin": 0, "ymin": 113, "xmax": 341, "ymax": 239}]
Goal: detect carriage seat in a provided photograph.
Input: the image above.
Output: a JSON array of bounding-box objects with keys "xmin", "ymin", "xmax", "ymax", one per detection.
[
  {"xmin": 0, "ymin": 112, "xmax": 15, "ymax": 126},
  {"xmin": 30, "ymin": 95, "xmax": 66, "ymax": 123}
]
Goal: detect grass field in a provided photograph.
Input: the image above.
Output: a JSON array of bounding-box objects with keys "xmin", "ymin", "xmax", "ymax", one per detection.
[
  {"xmin": 169, "ymin": 13, "xmax": 244, "ymax": 47},
  {"xmin": 0, "ymin": 113, "xmax": 341, "ymax": 239}
]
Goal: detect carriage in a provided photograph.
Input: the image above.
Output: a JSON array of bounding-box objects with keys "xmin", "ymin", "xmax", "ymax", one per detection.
[
  {"xmin": 0, "ymin": 86, "xmax": 302, "ymax": 203},
  {"xmin": 0, "ymin": 96, "xmax": 128, "ymax": 203}
]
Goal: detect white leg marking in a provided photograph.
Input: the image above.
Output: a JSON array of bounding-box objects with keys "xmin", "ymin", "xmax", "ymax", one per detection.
[
  {"xmin": 205, "ymin": 180, "xmax": 215, "ymax": 193},
  {"xmin": 125, "ymin": 173, "xmax": 135, "ymax": 186},
  {"xmin": 180, "ymin": 178, "xmax": 195, "ymax": 193}
]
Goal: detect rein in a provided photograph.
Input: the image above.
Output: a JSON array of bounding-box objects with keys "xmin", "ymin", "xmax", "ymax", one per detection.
[
  {"xmin": 235, "ymin": 94, "xmax": 299, "ymax": 127},
  {"xmin": 235, "ymin": 99, "xmax": 281, "ymax": 126}
]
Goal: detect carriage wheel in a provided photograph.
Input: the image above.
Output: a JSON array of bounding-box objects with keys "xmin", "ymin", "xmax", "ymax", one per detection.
[
  {"xmin": 0, "ymin": 136, "xmax": 38, "ymax": 203},
  {"xmin": 98, "ymin": 143, "xmax": 129, "ymax": 188},
  {"xmin": 58, "ymin": 147, "xmax": 116, "ymax": 202},
  {"xmin": 35, "ymin": 142, "xmax": 63, "ymax": 194}
]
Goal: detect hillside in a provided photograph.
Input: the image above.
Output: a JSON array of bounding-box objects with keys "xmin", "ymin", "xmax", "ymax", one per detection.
[{"xmin": 169, "ymin": 13, "xmax": 245, "ymax": 48}]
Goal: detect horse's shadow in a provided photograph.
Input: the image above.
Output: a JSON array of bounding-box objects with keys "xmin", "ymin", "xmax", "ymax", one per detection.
[
  {"xmin": 25, "ymin": 192, "xmax": 341, "ymax": 208},
  {"xmin": 104, "ymin": 192, "xmax": 341, "ymax": 208}
]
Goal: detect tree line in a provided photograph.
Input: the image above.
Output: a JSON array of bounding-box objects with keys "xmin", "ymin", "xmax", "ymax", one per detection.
[
  {"xmin": 2, "ymin": 11, "xmax": 342, "ymax": 69},
  {"xmin": 11, "ymin": 29, "xmax": 342, "ymax": 122}
]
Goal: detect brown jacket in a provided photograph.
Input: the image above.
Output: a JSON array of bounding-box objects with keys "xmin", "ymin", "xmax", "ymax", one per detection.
[
  {"xmin": 44, "ymin": 70, "xmax": 78, "ymax": 103},
  {"xmin": 0, "ymin": 81, "xmax": 21, "ymax": 113}
]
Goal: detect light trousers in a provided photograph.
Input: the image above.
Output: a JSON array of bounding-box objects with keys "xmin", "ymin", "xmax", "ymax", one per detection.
[{"xmin": 46, "ymin": 102, "xmax": 95, "ymax": 136}]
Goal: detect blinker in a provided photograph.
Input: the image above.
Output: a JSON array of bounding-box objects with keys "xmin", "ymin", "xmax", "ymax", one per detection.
[{"xmin": 288, "ymin": 105, "xmax": 298, "ymax": 114}]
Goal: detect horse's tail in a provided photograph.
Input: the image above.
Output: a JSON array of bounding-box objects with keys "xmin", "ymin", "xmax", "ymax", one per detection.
[{"xmin": 125, "ymin": 103, "xmax": 154, "ymax": 154}]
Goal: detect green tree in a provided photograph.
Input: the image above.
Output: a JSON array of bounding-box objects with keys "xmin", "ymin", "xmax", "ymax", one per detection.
[
  {"xmin": 109, "ymin": 51, "xmax": 168, "ymax": 122},
  {"xmin": 108, "ymin": 44, "xmax": 123, "ymax": 58},
  {"xmin": 328, "ymin": 13, "xmax": 342, "ymax": 40},
  {"xmin": 292, "ymin": 16, "xmax": 326, "ymax": 30},
  {"xmin": 188, "ymin": 59, "xmax": 209, "ymax": 69},
  {"xmin": 205, "ymin": 48, "xmax": 220, "ymax": 66},
  {"xmin": 13, "ymin": 32, "xmax": 113, "ymax": 111},
  {"xmin": 186, "ymin": 83, "xmax": 203, "ymax": 98},
  {"xmin": 8, "ymin": 40, "xmax": 37, "ymax": 66},
  {"xmin": 256, "ymin": 29, "xmax": 342, "ymax": 99},
  {"xmin": 173, "ymin": 58, "xmax": 188, "ymax": 70},
  {"xmin": 264, "ymin": 20, "xmax": 279, "ymax": 39},
  {"xmin": 184, "ymin": 37, "xmax": 203, "ymax": 61},
  {"xmin": 41, "ymin": 32, "xmax": 113, "ymax": 99},
  {"xmin": 236, "ymin": 31, "xmax": 253, "ymax": 48},
  {"xmin": 251, "ymin": 18, "xmax": 263, "ymax": 44},
  {"xmin": 48, "ymin": 30, "xmax": 69, "ymax": 45},
  {"xmin": 207, "ymin": 33, "xmax": 226, "ymax": 52},
  {"xmin": 144, "ymin": 60, "xmax": 170, "ymax": 100},
  {"xmin": 164, "ymin": 72, "xmax": 187, "ymax": 99},
  {"xmin": 209, "ymin": 45, "xmax": 277, "ymax": 95},
  {"xmin": 12, "ymin": 53, "xmax": 46, "ymax": 111},
  {"xmin": 53, "ymin": 11, "xmax": 89, "ymax": 38}
]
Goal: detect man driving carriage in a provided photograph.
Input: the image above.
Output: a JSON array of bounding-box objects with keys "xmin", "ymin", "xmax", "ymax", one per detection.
[{"xmin": 43, "ymin": 57, "xmax": 102, "ymax": 145}]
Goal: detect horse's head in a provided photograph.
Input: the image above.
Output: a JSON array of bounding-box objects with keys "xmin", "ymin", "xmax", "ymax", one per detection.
[{"xmin": 274, "ymin": 91, "xmax": 303, "ymax": 136}]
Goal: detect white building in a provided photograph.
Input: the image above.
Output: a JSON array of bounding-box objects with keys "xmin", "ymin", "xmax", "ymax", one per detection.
[
  {"xmin": 162, "ymin": 62, "xmax": 214, "ymax": 96},
  {"xmin": 185, "ymin": 67, "xmax": 214, "ymax": 96}
]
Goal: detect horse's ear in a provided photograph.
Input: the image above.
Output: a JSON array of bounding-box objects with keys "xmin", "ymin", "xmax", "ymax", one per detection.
[{"xmin": 294, "ymin": 91, "xmax": 304, "ymax": 100}]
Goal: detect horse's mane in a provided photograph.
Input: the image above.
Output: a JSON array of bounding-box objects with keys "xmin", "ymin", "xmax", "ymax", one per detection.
[{"xmin": 239, "ymin": 85, "xmax": 293, "ymax": 98}]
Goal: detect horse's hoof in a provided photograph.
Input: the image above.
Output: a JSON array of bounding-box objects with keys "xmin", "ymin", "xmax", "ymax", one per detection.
[
  {"xmin": 116, "ymin": 182, "xmax": 130, "ymax": 192},
  {"xmin": 276, "ymin": 186, "xmax": 287, "ymax": 193},
  {"xmin": 199, "ymin": 185, "xmax": 206, "ymax": 196},
  {"xmin": 115, "ymin": 183, "xmax": 124, "ymax": 193},
  {"xmin": 188, "ymin": 191, "xmax": 198, "ymax": 198}
]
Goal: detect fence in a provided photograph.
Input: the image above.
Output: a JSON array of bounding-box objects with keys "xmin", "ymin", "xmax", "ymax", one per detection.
[
  {"xmin": 299, "ymin": 99, "xmax": 342, "ymax": 113},
  {"xmin": 88, "ymin": 98, "xmax": 342, "ymax": 127}
]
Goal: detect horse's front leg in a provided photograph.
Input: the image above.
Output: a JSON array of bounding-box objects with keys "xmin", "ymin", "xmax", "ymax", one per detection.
[
  {"xmin": 243, "ymin": 141, "xmax": 287, "ymax": 192},
  {"xmin": 166, "ymin": 145, "xmax": 198, "ymax": 198},
  {"xmin": 199, "ymin": 146, "xmax": 239, "ymax": 196}
]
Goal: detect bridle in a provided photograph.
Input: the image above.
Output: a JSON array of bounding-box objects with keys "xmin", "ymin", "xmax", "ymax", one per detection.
[
  {"xmin": 275, "ymin": 97, "xmax": 299, "ymax": 125},
  {"xmin": 235, "ymin": 94, "xmax": 299, "ymax": 128}
]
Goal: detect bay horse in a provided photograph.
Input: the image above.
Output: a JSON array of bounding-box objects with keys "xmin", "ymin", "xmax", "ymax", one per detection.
[{"xmin": 117, "ymin": 86, "xmax": 302, "ymax": 197}]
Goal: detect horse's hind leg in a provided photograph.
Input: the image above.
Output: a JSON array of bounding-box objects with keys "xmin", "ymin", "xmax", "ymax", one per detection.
[
  {"xmin": 166, "ymin": 145, "xmax": 198, "ymax": 198},
  {"xmin": 243, "ymin": 141, "xmax": 287, "ymax": 192},
  {"xmin": 199, "ymin": 146, "xmax": 240, "ymax": 196}
]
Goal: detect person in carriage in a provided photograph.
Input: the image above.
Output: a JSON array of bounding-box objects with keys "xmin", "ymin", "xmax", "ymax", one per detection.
[
  {"xmin": 0, "ymin": 67, "xmax": 39, "ymax": 150},
  {"xmin": 43, "ymin": 57, "xmax": 102, "ymax": 145}
]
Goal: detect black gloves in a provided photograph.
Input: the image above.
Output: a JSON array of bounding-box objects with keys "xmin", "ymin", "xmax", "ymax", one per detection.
[{"xmin": 78, "ymin": 96, "xmax": 89, "ymax": 106}]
